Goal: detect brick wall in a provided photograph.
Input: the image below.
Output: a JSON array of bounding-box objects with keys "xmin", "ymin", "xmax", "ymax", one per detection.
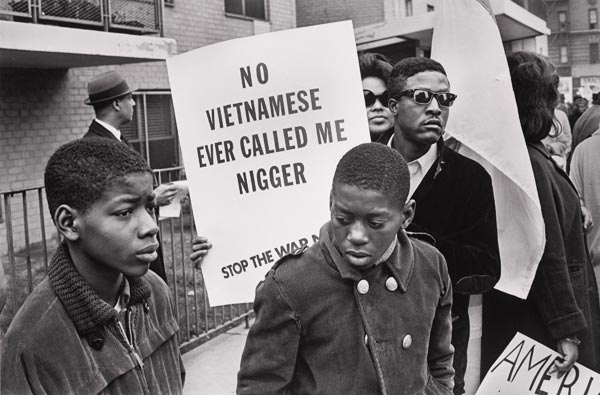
[
  {"xmin": 296, "ymin": 0, "xmax": 384, "ymax": 28},
  {"xmin": 547, "ymin": 0, "xmax": 600, "ymax": 76},
  {"xmin": 164, "ymin": 0, "xmax": 296, "ymax": 54},
  {"xmin": 0, "ymin": 0, "xmax": 296, "ymax": 256},
  {"xmin": 570, "ymin": 0, "xmax": 593, "ymax": 31},
  {"xmin": 0, "ymin": 63, "xmax": 168, "ymax": 254}
]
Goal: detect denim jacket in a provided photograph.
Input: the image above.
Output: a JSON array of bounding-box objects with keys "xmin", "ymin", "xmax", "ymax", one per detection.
[
  {"xmin": 237, "ymin": 222, "xmax": 454, "ymax": 395},
  {"xmin": 1, "ymin": 243, "xmax": 184, "ymax": 395}
]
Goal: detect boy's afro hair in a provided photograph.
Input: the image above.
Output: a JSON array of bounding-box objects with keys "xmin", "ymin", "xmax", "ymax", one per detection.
[
  {"xmin": 333, "ymin": 142, "xmax": 410, "ymax": 205},
  {"xmin": 44, "ymin": 138, "xmax": 152, "ymax": 218}
]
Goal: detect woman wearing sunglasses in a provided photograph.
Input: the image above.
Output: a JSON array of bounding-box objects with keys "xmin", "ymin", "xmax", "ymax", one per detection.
[
  {"xmin": 482, "ymin": 51, "xmax": 600, "ymax": 377},
  {"xmin": 358, "ymin": 53, "xmax": 395, "ymax": 144}
]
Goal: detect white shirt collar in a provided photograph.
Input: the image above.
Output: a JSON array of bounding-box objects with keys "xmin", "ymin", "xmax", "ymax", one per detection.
[
  {"xmin": 410, "ymin": 143, "xmax": 438, "ymax": 173},
  {"xmin": 407, "ymin": 144, "xmax": 438, "ymax": 198},
  {"xmin": 95, "ymin": 118, "xmax": 121, "ymax": 140},
  {"xmin": 387, "ymin": 133, "xmax": 438, "ymax": 197}
]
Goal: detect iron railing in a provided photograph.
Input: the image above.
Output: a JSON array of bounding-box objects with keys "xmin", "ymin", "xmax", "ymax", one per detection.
[
  {"xmin": 1, "ymin": 0, "xmax": 161, "ymax": 34},
  {"xmin": 0, "ymin": 170, "xmax": 253, "ymax": 351}
]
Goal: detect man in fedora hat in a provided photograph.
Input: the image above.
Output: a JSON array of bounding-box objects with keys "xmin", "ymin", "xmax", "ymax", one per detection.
[
  {"xmin": 84, "ymin": 70, "xmax": 137, "ymax": 144},
  {"xmin": 83, "ymin": 70, "xmax": 178, "ymax": 282}
]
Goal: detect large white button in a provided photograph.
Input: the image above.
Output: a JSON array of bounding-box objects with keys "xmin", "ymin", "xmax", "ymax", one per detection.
[
  {"xmin": 357, "ymin": 279, "xmax": 370, "ymax": 294},
  {"xmin": 385, "ymin": 277, "xmax": 398, "ymax": 292},
  {"xmin": 402, "ymin": 334, "xmax": 413, "ymax": 349}
]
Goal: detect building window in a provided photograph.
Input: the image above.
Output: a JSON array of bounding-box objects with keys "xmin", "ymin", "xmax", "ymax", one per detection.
[
  {"xmin": 590, "ymin": 9, "xmax": 598, "ymax": 29},
  {"xmin": 405, "ymin": 0, "xmax": 413, "ymax": 16},
  {"xmin": 558, "ymin": 11, "xmax": 567, "ymax": 30},
  {"xmin": 225, "ymin": 0, "xmax": 266, "ymax": 20},
  {"xmin": 121, "ymin": 92, "xmax": 180, "ymax": 171},
  {"xmin": 560, "ymin": 45, "xmax": 568, "ymax": 63},
  {"xmin": 591, "ymin": 43, "xmax": 599, "ymax": 63},
  {"xmin": 164, "ymin": 0, "xmax": 174, "ymax": 6},
  {"xmin": 427, "ymin": 4, "xmax": 434, "ymax": 12}
]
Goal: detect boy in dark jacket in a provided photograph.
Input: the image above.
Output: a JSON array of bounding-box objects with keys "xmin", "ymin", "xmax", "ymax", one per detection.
[
  {"xmin": 1, "ymin": 138, "xmax": 184, "ymax": 394},
  {"xmin": 237, "ymin": 143, "xmax": 454, "ymax": 395}
]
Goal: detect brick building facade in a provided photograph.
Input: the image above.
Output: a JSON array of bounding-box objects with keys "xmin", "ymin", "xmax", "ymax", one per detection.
[
  {"xmin": 297, "ymin": 0, "xmax": 549, "ymax": 66},
  {"xmin": 546, "ymin": 0, "xmax": 600, "ymax": 101},
  {"xmin": 0, "ymin": 0, "xmax": 296, "ymax": 255}
]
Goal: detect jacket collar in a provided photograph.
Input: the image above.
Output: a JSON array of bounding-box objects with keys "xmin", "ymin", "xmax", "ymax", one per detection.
[
  {"xmin": 319, "ymin": 222, "xmax": 414, "ymax": 292},
  {"xmin": 527, "ymin": 140, "xmax": 552, "ymax": 159},
  {"xmin": 48, "ymin": 242, "xmax": 151, "ymax": 336},
  {"xmin": 88, "ymin": 120, "xmax": 120, "ymax": 141},
  {"xmin": 528, "ymin": 140, "xmax": 580, "ymax": 195}
]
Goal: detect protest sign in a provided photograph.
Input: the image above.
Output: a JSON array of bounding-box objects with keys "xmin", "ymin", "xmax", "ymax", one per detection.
[
  {"xmin": 166, "ymin": 21, "xmax": 369, "ymax": 306},
  {"xmin": 477, "ymin": 332, "xmax": 600, "ymax": 394}
]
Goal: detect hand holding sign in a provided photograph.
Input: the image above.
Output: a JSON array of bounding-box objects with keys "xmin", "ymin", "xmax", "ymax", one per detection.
[
  {"xmin": 154, "ymin": 183, "xmax": 179, "ymax": 207},
  {"xmin": 477, "ymin": 333, "xmax": 599, "ymax": 395},
  {"xmin": 550, "ymin": 338, "xmax": 579, "ymax": 378},
  {"xmin": 191, "ymin": 237, "xmax": 212, "ymax": 269},
  {"xmin": 158, "ymin": 181, "xmax": 189, "ymax": 219}
]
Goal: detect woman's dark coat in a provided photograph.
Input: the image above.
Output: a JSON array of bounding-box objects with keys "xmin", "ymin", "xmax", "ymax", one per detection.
[{"xmin": 482, "ymin": 142, "xmax": 600, "ymax": 375}]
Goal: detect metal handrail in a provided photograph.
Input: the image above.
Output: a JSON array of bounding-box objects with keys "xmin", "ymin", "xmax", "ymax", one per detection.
[
  {"xmin": 0, "ymin": 183, "xmax": 252, "ymax": 349},
  {"xmin": 1, "ymin": 0, "xmax": 160, "ymax": 34}
]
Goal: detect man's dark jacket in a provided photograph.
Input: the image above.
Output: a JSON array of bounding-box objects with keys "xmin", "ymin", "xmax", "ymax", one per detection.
[
  {"xmin": 84, "ymin": 119, "xmax": 131, "ymax": 145},
  {"xmin": 82, "ymin": 120, "xmax": 167, "ymax": 282},
  {"xmin": 403, "ymin": 139, "xmax": 500, "ymax": 393}
]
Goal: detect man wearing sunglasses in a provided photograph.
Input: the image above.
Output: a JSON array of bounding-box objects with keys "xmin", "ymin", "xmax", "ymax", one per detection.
[{"xmin": 387, "ymin": 57, "xmax": 500, "ymax": 395}]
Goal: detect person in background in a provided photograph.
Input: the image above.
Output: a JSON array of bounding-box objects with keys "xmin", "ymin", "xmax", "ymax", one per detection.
[
  {"xmin": 542, "ymin": 108, "xmax": 571, "ymax": 170},
  {"xmin": 237, "ymin": 143, "xmax": 454, "ymax": 395},
  {"xmin": 570, "ymin": 92, "xmax": 600, "ymax": 164},
  {"xmin": 570, "ymin": 124, "xmax": 600, "ymax": 293},
  {"xmin": 1, "ymin": 138, "xmax": 184, "ymax": 394},
  {"xmin": 569, "ymin": 95, "xmax": 588, "ymax": 129},
  {"xmin": 482, "ymin": 51, "xmax": 600, "ymax": 377},
  {"xmin": 83, "ymin": 70, "xmax": 178, "ymax": 282},
  {"xmin": 556, "ymin": 93, "xmax": 570, "ymax": 115},
  {"xmin": 387, "ymin": 56, "xmax": 500, "ymax": 395},
  {"xmin": 359, "ymin": 53, "xmax": 395, "ymax": 144}
]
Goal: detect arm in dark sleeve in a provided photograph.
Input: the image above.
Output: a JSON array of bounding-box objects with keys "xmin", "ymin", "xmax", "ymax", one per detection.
[
  {"xmin": 237, "ymin": 271, "xmax": 301, "ymax": 395},
  {"xmin": 529, "ymin": 158, "xmax": 587, "ymax": 340},
  {"xmin": 410, "ymin": 164, "xmax": 500, "ymax": 295},
  {"xmin": 427, "ymin": 254, "xmax": 455, "ymax": 394}
]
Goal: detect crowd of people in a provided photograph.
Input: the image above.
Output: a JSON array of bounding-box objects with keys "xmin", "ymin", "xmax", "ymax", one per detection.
[{"xmin": 1, "ymin": 49, "xmax": 600, "ymax": 395}]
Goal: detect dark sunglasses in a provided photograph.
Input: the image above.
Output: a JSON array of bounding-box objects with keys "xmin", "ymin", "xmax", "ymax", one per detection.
[
  {"xmin": 363, "ymin": 90, "xmax": 390, "ymax": 108},
  {"xmin": 396, "ymin": 89, "xmax": 457, "ymax": 107}
]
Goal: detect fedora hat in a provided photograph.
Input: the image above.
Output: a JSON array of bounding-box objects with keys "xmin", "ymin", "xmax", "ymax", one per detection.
[{"xmin": 84, "ymin": 70, "xmax": 135, "ymax": 105}]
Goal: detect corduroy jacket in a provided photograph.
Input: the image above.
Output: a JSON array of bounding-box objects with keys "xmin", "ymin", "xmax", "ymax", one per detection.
[
  {"xmin": 237, "ymin": 222, "xmax": 454, "ymax": 395},
  {"xmin": 1, "ymin": 243, "xmax": 184, "ymax": 395}
]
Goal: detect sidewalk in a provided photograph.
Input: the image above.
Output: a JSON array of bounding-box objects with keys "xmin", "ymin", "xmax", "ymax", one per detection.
[
  {"xmin": 181, "ymin": 299, "xmax": 483, "ymax": 395},
  {"xmin": 182, "ymin": 321, "xmax": 251, "ymax": 395}
]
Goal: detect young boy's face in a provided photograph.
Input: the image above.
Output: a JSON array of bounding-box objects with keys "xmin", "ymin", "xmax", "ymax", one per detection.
[
  {"xmin": 75, "ymin": 172, "xmax": 159, "ymax": 278},
  {"xmin": 330, "ymin": 183, "xmax": 410, "ymax": 269}
]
